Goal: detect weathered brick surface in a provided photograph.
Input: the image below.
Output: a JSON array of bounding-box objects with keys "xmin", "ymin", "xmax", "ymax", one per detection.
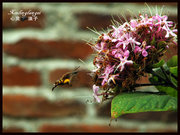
[
  {"xmin": 3, "ymin": 38, "xmax": 93, "ymax": 60},
  {"xmin": 146, "ymin": 129, "xmax": 177, "ymax": 132},
  {"xmin": 75, "ymin": 12, "xmax": 112, "ymax": 30},
  {"xmin": 96, "ymin": 101, "xmax": 111, "ymax": 117},
  {"xmin": 3, "ymin": 66, "xmax": 41, "ymax": 86},
  {"xmin": 162, "ymin": 44, "xmax": 178, "ymax": 62},
  {"xmin": 49, "ymin": 69, "xmax": 93, "ymax": 88},
  {"xmin": 139, "ymin": 2, "xmax": 177, "ymax": 6},
  {"xmin": 75, "ymin": 10, "xmax": 177, "ymax": 31},
  {"xmin": 3, "ymin": 9, "xmax": 14, "ymax": 28},
  {"xmin": 167, "ymin": 15, "xmax": 178, "ymax": 25},
  {"xmin": 3, "ymin": 95, "xmax": 86, "ymax": 117},
  {"xmin": 136, "ymin": 74, "xmax": 150, "ymax": 84},
  {"xmin": 39, "ymin": 124, "xmax": 138, "ymax": 132},
  {"xmin": 3, "ymin": 127, "xmax": 24, "ymax": 133},
  {"xmin": 75, "ymin": 12, "xmax": 131, "ymax": 31},
  {"xmin": 3, "ymin": 8, "xmax": 45, "ymax": 29},
  {"xmin": 120, "ymin": 111, "xmax": 177, "ymax": 123}
]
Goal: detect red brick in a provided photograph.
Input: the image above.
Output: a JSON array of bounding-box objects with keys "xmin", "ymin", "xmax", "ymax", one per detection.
[
  {"xmin": 3, "ymin": 38, "xmax": 93, "ymax": 60},
  {"xmin": 137, "ymin": 2, "xmax": 177, "ymax": 6},
  {"xmin": 49, "ymin": 69, "xmax": 93, "ymax": 89},
  {"xmin": 75, "ymin": 12, "xmax": 111, "ymax": 30},
  {"xmin": 96, "ymin": 101, "xmax": 111, "ymax": 117},
  {"xmin": 3, "ymin": 94, "xmax": 86, "ymax": 118},
  {"xmin": 167, "ymin": 15, "xmax": 178, "ymax": 24},
  {"xmin": 75, "ymin": 11, "xmax": 177, "ymax": 31},
  {"xmin": 3, "ymin": 127, "xmax": 24, "ymax": 133},
  {"xmin": 120, "ymin": 111, "xmax": 177, "ymax": 123},
  {"xmin": 136, "ymin": 74, "xmax": 150, "ymax": 84},
  {"xmin": 39, "ymin": 125, "xmax": 69, "ymax": 132},
  {"xmin": 162, "ymin": 44, "xmax": 177, "ymax": 62},
  {"xmin": 3, "ymin": 66, "xmax": 41, "ymax": 86},
  {"xmin": 146, "ymin": 129, "xmax": 177, "ymax": 132},
  {"xmin": 3, "ymin": 8, "xmax": 45, "ymax": 29},
  {"xmin": 39, "ymin": 124, "xmax": 138, "ymax": 132},
  {"xmin": 75, "ymin": 12, "xmax": 131, "ymax": 31},
  {"xmin": 3, "ymin": 9, "xmax": 14, "ymax": 28}
]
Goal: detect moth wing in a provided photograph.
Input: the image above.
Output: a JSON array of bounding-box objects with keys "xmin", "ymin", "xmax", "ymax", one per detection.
[
  {"xmin": 68, "ymin": 73, "xmax": 77, "ymax": 85},
  {"xmin": 60, "ymin": 67, "xmax": 79, "ymax": 86}
]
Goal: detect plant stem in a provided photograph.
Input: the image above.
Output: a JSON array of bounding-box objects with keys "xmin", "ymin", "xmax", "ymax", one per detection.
[
  {"xmin": 147, "ymin": 69, "xmax": 177, "ymax": 90},
  {"xmin": 150, "ymin": 69, "xmax": 168, "ymax": 83},
  {"xmin": 160, "ymin": 66, "xmax": 170, "ymax": 83},
  {"xmin": 160, "ymin": 66, "xmax": 177, "ymax": 89},
  {"xmin": 166, "ymin": 70, "xmax": 178, "ymax": 80}
]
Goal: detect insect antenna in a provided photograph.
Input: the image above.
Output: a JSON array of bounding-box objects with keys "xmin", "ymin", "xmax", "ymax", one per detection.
[{"xmin": 71, "ymin": 67, "xmax": 80, "ymax": 76}]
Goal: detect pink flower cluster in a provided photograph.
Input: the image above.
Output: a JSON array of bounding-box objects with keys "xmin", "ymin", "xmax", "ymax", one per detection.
[{"xmin": 91, "ymin": 14, "xmax": 177, "ymax": 103}]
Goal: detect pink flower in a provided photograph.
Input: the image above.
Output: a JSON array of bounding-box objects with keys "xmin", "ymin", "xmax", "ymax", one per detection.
[
  {"xmin": 162, "ymin": 25, "xmax": 177, "ymax": 38},
  {"xmin": 115, "ymin": 50, "xmax": 133, "ymax": 72},
  {"xmin": 142, "ymin": 48, "xmax": 148, "ymax": 57},
  {"xmin": 107, "ymin": 74, "xmax": 119, "ymax": 85},
  {"xmin": 94, "ymin": 42, "xmax": 107, "ymax": 52},
  {"xmin": 103, "ymin": 33, "xmax": 111, "ymax": 40},
  {"xmin": 100, "ymin": 65, "xmax": 115, "ymax": 86},
  {"xmin": 134, "ymin": 45, "xmax": 151, "ymax": 57},
  {"xmin": 90, "ymin": 13, "xmax": 177, "ymax": 103},
  {"xmin": 139, "ymin": 14, "xmax": 153, "ymax": 27},
  {"xmin": 130, "ymin": 19, "xmax": 138, "ymax": 28},
  {"xmin": 152, "ymin": 14, "xmax": 177, "ymax": 38},
  {"xmin": 112, "ymin": 26, "xmax": 122, "ymax": 38},
  {"xmin": 113, "ymin": 48, "xmax": 123, "ymax": 58},
  {"xmin": 92, "ymin": 85, "xmax": 101, "ymax": 103},
  {"xmin": 118, "ymin": 58, "xmax": 133, "ymax": 72},
  {"xmin": 134, "ymin": 46, "xmax": 141, "ymax": 53},
  {"xmin": 92, "ymin": 63, "xmax": 101, "ymax": 72},
  {"xmin": 116, "ymin": 33, "xmax": 140, "ymax": 50}
]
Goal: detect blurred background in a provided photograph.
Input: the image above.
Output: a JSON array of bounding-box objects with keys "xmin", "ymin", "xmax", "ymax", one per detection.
[{"xmin": 2, "ymin": 2, "xmax": 177, "ymax": 132}]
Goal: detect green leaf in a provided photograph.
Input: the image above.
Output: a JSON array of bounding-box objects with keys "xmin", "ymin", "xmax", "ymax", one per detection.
[
  {"xmin": 111, "ymin": 92, "xmax": 177, "ymax": 119},
  {"xmin": 149, "ymin": 76, "xmax": 177, "ymax": 98},
  {"xmin": 162, "ymin": 63, "xmax": 169, "ymax": 71},
  {"xmin": 152, "ymin": 59, "xmax": 165, "ymax": 68},
  {"xmin": 157, "ymin": 41, "xmax": 167, "ymax": 48},
  {"xmin": 169, "ymin": 66, "xmax": 177, "ymax": 77},
  {"xmin": 152, "ymin": 67, "xmax": 166, "ymax": 80},
  {"xmin": 170, "ymin": 75, "xmax": 178, "ymax": 88},
  {"xmin": 151, "ymin": 36, "xmax": 156, "ymax": 46},
  {"xmin": 156, "ymin": 86, "xmax": 177, "ymax": 98},
  {"xmin": 167, "ymin": 55, "xmax": 177, "ymax": 67}
]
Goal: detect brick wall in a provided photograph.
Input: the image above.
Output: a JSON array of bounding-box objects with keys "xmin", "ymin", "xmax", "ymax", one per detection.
[{"xmin": 2, "ymin": 2, "xmax": 177, "ymax": 133}]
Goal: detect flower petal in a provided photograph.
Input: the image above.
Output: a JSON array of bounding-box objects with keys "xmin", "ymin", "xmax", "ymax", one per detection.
[{"xmin": 142, "ymin": 49, "xmax": 148, "ymax": 57}]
